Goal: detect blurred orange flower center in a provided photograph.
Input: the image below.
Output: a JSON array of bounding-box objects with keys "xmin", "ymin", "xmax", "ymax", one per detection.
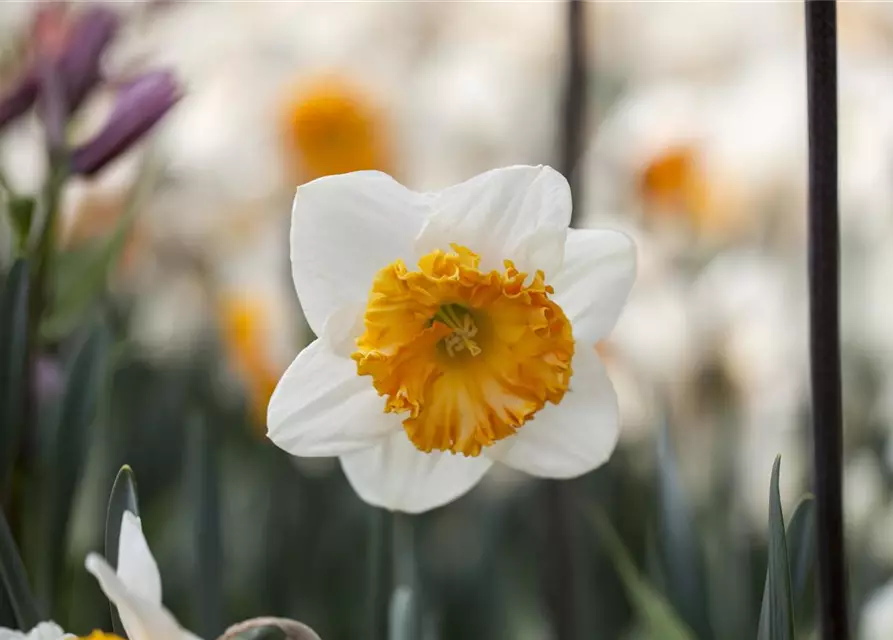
[
  {"xmin": 352, "ymin": 245, "xmax": 575, "ymax": 457},
  {"xmin": 281, "ymin": 77, "xmax": 390, "ymax": 181},
  {"xmin": 79, "ymin": 632, "xmax": 124, "ymax": 640}
]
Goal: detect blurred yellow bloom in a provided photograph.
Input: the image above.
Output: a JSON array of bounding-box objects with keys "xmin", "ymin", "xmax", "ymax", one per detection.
[
  {"xmin": 221, "ymin": 296, "xmax": 280, "ymax": 432},
  {"xmin": 280, "ymin": 76, "xmax": 391, "ymax": 182},
  {"xmin": 639, "ymin": 146, "xmax": 708, "ymax": 222},
  {"xmin": 79, "ymin": 633, "xmax": 124, "ymax": 640},
  {"xmin": 638, "ymin": 145, "xmax": 746, "ymax": 242}
]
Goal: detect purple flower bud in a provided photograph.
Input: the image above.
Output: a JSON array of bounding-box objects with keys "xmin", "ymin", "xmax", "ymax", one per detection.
[
  {"xmin": 0, "ymin": 73, "xmax": 39, "ymax": 131},
  {"xmin": 56, "ymin": 6, "xmax": 119, "ymax": 113},
  {"xmin": 71, "ymin": 70, "xmax": 180, "ymax": 176}
]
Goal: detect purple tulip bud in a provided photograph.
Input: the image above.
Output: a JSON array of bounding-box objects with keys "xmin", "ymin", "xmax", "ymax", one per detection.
[
  {"xmin": 0, "ymin": 73, "xmax": 39, "ymax": 131},
  {"xmin": 56, "ymin": 6, "xmax": 119, "ymax": 114},
  {"xmin": 71, "ymin": 70, "xmax": 180, "ymax": 176}
]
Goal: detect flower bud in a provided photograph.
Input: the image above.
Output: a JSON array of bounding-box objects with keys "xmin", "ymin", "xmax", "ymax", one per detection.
[
  {"xmin": 218, "ymin": 618, "xmax": 322, "ymax": 640},
  {"xmin": 71, "ymin": 70, "xmax": 180, "ymax": 176}
]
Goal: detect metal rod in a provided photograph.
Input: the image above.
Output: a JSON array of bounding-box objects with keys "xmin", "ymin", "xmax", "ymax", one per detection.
[{"xmin": 804, "ymin": 2, "xmax": 849, "ymax": 637}]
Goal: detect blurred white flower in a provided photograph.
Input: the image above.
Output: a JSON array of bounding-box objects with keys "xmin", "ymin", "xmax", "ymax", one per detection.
[
  {"xmin": 85, "ymin": 512, "xmax": 200, "ymax": 640},
  {"xmin": 590, "ymin": 2, "xmax": 799, "ymax": 84},
  {"xmin": 268, "ymin": 166, "xmax": 636, "ymax": 513},
  {"xmin": 0, "ymin": 622, "xmax": 73, "ymax": 640},
  {"xmin": 582, "ymin": 57, "xmax": 808, "ymax": 251},
  {"xmin": 690, "ymin": 251, "xmax": 808, "ymax": 528},
  {"xmin": 862, "ymin": 580, "xmax": 893, "ymax": 640}
]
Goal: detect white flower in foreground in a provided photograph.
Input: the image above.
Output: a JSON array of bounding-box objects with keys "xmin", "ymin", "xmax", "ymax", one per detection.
[
  {"xmin": 0, "ymin": 622, "xmax": 73, "ymax": 640},
  {"xmin": 85, "ymin": 512, "xmax": 200, "ymax": 640},
  {"xmin": 268, "ymin": 165, "xmax": 637, "ymax": 513}
]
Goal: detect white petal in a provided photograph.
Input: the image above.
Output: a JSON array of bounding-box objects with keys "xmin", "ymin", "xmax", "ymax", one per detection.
[
  {"xmin": 267, "ymin": 338, "xmax": 400, "ymax": 456},
  {"xmin": 85, "ymin": 554, "xmax": 190, "ymax": 640},
  {"xmin": 0, "ymin": 623, "xmax": 69, "ymax": 640},
  {"xmin": 551, "ymin": 228, "xmax": 637, "ymax": 345},
  {"xmin": 291, "ymin": 171, "xmax": 427, "ymax": 336},
  {"xmin": 339, "ymin": 430, "xmax": 493, "ymax": 513},
  {"xmin": 415, "ymin": 165, "xmax": 571, "ymax": 276},
  {"xmin": 486, "ymin": 347, "xmax": 619, "ymax": 478},
  {"xmin": 116, "ymin": 512, "xmax": 162, "ymax": 606}
]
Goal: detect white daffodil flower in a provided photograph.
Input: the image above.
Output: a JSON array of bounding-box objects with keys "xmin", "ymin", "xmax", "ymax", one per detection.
[
  {"xmin": 267, "ymin": 165, "xmax": 637, "ymax": 513},
  {"xmin": 85, "ymin": 512, "xmax": 200, "ymax": 640},
  {"xmin": 0, "ymin": 622, "xmax": 73, "ymax": 640}
]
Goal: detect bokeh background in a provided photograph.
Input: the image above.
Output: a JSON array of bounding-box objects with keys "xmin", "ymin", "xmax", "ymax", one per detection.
[{"xmin": 2, "ymin": 2, "xmax": 893, "ymax": 639}]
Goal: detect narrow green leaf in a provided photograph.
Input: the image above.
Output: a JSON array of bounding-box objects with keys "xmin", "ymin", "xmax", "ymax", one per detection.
[
  {"xmin": 757, "ymin": 456, "xmax": 796, "ymax": 640},
  {"xmin": 40, "ymin": 160, "xmax": 158, "ymax": 341},
  {"xmin": 586, "ymin": 508, "xmax": 696, "ymax": 640},
  {"xmin": 188, "ymin": 410, "xmax": 222, "ymax": 638},
  {"xmin": 656, "ymin": 421, "xmax": 712, "ymax": 639},
  {"xmin": 0, "ymin": 507, "xmax": 40, "ymax": 629},
  {"xmin": 787, "ymin": 495, "xmax": 817, "ymax": 631},
  {"xmin": 105, "ymin": 464, "xmax": 140, "ymax": 637},
  {"xmin": 38, "ymin": 321, "xmax": 109, "ymax": 607},
  {"xmin": 0, "ymin": 260, "xmax": 29, "ymax": 494},
  {"xmin": 7, "ymin": 198, "xmax": 35, "ymax": 251}
]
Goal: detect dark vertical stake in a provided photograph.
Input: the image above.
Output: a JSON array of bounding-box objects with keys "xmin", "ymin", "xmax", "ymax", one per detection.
[
  {"xmin": 545, "ymin": 2, "xmax": 587, "ymax": 640},
  {"xmin": 804, "ymin": 2, "xmax": 849, "ymax": 638},
  {"xmin": 563, "ymin": 0, "xmax": 586, "ymax": 228}
]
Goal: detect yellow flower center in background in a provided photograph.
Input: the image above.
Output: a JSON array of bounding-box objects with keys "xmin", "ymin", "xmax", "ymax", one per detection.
[
  {"xmin": 221, "ymin": 297, "xmax": 281, "ymax": 433},
  {"xmin": 79, "ymin": 632, "xmax": 124, "ymax": 640},
  {"xmin": 280, "ymin": 76, "xmax": 391, "ymax": 182},
  {"xmin": 639, "ymin": 145, "xmax": 710, "ymax": 221},
  {"xmin": 352, "ymin": 245, "xmax": 575, "ymax": 457}
]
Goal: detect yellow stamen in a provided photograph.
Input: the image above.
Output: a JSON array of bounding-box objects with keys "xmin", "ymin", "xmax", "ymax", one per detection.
[
  {"xmin": 79, "ymin": 632, "xmax": 125, "ymax": 640},
  {"xmin": 352, "ymin": 245, "xmax": 575, "ymax": 457}
]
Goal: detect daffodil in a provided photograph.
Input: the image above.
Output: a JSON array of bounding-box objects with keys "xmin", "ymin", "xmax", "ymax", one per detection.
[
  {"xmin": 0, "ymin": 622, "xmax": 73, "ymax": 640},
  {"xmin": 85, "ymin": 512, "xmax": 200, "ymax": 640},
  {"xmin": 268, "ymin": 165, "xmax": 636, "ymax": 513}
]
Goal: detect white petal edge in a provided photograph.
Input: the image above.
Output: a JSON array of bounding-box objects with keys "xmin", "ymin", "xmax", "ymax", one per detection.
[
  {"xmin": 116, "ymin": 512, "xmax": 162, "ymax": 606},
  {"xmin": 415, "ymin": 165, "xmax": 571, "ymax": 277},
  {"xmin": 550, "ymin": 228, "xmax": 637, "ymax": 345},
  {"xmin": 85, "ymin": 554, "xmax": 197, "ymax": 640},
  {"xmin": 267, "ymin": 338, "xmax": 401, "ymax": 457},
  {"xmin": 339, "ymin": 430, "xmax": 493, "ymax": 513},
  {"xmin": 291, "ymin": 171, "xmax": 427, "ymax": 336},
  {"xmin": 0, "ymin": 622, "xmax": 70, "ymax": 640},
  {"xmin": 486, "ymin": 347, "xmax": 619, "ymax": 478}
]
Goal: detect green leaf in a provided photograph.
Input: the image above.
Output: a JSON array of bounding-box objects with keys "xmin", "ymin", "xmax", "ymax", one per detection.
[
  {"xmin": 187, "ymin": 411, "xmax": 223, "ymax": 638},
  {"xmin": 105, "ymin": 464, "xmax": 140, "ymax": 638},
  {"xmin": 787, "ymin": 495, "xmax": 817, "ymax": 631},
  {"xmin": 656, "ymin": 421, "xmax": 712, "ymax": 639},
  {"xmin": 7, "ymin": 198, "xmax": 34, "ymax": 251},
  {"xmin": 0, "ymin": 260, "xmax": 29, "ymax": 493},
  {"xmin": 586, "ymin": 508, "xmax": 696, "ymax": 640},
  {"xmin": 757, "ymin": 456, "xmax": 796, "ymax": 640},
  {"xmin": 40, "ymin": 159, "xmax": 158, "ymax": 341},
  {"xmin": 38, "ymin": 321, "xmax": 110, "ymax": 607},
  {"xmin": 0, "ymin": 506, "xmax": 40, "ymax": 629}
]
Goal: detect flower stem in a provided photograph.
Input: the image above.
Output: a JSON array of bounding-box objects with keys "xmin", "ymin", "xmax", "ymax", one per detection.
[
  {"xmin": 804, "ymin": 1, "xmax": 849, "ymax": 638},
  {"xmin": 367, "ymin": 508, "xmax": 392, "ymax": 640},
  {"xmin": 562, "ymin": 0, "xmax": 587, "ymax": 228},
  {"xmin": 543, "ymin": 2, "xmax": 588, "ymax": 639}
]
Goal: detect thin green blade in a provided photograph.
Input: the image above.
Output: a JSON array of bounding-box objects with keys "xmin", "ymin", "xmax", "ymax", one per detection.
[
  {"xmin": 105, "ymin": 464, "xmax": 140, "ymax": 637},
  {"xmin": 757, "ymin": 456, "xmax": 796, "ymax": 640}
]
